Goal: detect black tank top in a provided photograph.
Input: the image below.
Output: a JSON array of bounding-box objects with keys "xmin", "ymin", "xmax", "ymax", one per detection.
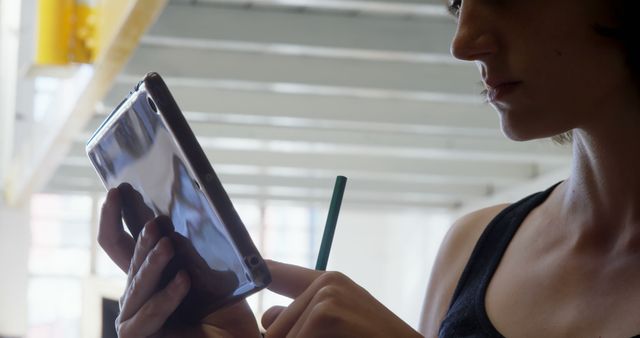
[{"xmin": 438, "ymin": 183, "xmax": 640, "ymax": 338}]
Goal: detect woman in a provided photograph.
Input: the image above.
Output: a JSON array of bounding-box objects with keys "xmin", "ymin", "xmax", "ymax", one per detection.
[{"xmin": 98, "ymin": 0, "xmax": 640, "ymax": 336}]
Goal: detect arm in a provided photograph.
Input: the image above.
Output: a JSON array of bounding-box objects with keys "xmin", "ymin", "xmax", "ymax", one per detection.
[{"xmin": 419, "ymin": 204, "xmax": 509, "ymax": 338}]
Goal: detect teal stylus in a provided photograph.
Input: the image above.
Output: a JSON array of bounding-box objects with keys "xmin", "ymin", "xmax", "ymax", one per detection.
[{"xmin": 315, "ymin": 175, "xmax": 347, "ymax": 271}]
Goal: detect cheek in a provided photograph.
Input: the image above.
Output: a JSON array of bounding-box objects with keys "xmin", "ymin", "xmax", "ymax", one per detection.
[
  {"xmin": 494, "ymin": 20, "xmax": 630, "ymax": 140},
  {"xmin": 545, "ymin": 31, "xmax": 629, "ymax": 100},
  {"xmin": 521, "ymin": 44, "xmax": 619, "ymax": 123}
]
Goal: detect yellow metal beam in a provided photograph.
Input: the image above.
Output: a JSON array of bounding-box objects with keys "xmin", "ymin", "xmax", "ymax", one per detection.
[
  {"xmin": 6, "ymin": 0, "xmax": 168, "ymax": 206},
  {"xmin": 36, "ymin": 0, "xmax": 98, "ymax": 64},
  {"xmin": 35, "ymin": 0, "xmax": 74, "ymax": 65},
  {"xmin": 36, "ymin": 0, "xmax": 155, "ymax": 65}
]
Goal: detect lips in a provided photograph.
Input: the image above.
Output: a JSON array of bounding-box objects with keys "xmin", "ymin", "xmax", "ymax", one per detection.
[{"xmin": 484, "ymin": 80, "xmax": 521, "ymax": 103}]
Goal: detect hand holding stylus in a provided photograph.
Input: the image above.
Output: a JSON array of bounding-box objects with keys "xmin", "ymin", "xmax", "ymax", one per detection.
[{"xmin": 262, "ymin": 261, "xmax": 423, "ymax": 338}]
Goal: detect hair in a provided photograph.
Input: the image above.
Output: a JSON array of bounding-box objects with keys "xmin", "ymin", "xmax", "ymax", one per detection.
[
  {"xmin": 551, "ymin": 132, "xmax": 573, "ymax": 145},
  {"xmin": 552, "ymin": 0, "xmax": 639, "ymax": 145},
  {"xmin": 615, "ymin": 0, "xmax": 640, "ymax": 86}
]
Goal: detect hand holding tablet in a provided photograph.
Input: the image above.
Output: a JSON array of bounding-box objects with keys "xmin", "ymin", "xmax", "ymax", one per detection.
[{"xmin": 88, "ymin": 73, "xmax": 270, "ymax": 325}]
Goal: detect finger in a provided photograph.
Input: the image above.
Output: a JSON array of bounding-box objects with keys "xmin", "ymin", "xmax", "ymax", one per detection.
[
  {"xmin": 266, "ymin": 260, "xmax": 323, "ymax": 298},
  {"xmin": 98, "ymin": 188, "xmax": 135, "ymax": 273},
  {"xmin": 119, "ymin": 236, "xmax": 175, "ymax": 321},
  {"xmin": 286, "ymin": 284, "xmax": 345, "ymax": 338},
  {"xmin": 261, "ymin": 261, "xmax": 323, "ymax": 337},
  {"xmin": 118, "ymin": 183, "xmax": 155, "ymax": 238},
  {"xmin": 127, "ymin": 219, "xmax": 162, "ymax": 285},
  {"xmin": 127, "ymin": 217, "xmax": 174, "ymax": 285},
  {"xmin": 264, "ymin": 272, "xmax": 339, "ymax": 338},
  {"xmin": 261, "ymin": 306, "xmax": 286, "ymax": 329},
  {"xmin": 117, "ymin": 270, "xmax": 190, "ymax": 338},
  {"xmin": 264, "ymin": 283, "xmax": 318, "ymax": 338},
  {"xmin": 171, "ymin": 232, "xmax": 209, "ymax": 275}
]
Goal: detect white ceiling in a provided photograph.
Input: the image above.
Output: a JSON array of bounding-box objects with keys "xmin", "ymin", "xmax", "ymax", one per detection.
[{"xmin": 45, "ymin": 0, "xmax": 572, "ymax": 210}]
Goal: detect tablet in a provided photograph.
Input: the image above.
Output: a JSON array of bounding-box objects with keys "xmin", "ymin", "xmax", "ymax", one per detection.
[{"xmin": 86, "ymin": 72, "xmax": 270, "ymax": 323}]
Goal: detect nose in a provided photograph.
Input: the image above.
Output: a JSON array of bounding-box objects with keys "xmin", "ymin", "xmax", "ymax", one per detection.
[{"xmin": 450, "ymin": 4, "xmax": 498, "ymax": 61}]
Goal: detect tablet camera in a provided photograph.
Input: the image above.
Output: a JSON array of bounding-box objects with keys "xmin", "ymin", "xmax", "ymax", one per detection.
[{"xmin": 245, "ymin": 255, "xmax": 261, "ymax": 267}]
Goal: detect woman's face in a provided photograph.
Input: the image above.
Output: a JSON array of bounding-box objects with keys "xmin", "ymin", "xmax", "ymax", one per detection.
[{"xmin": 450, "ymin": 0, "xmax": 636, "ymax": 141}]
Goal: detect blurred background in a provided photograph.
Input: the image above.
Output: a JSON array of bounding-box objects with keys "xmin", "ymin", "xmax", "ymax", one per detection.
[{"xmin": 0, "ymin": 0, "xmax": 571, "ymax": 337}]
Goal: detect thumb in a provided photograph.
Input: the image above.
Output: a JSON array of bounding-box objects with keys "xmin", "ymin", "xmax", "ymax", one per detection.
[
  {"xmin": 265, "ymin": 260, "xmax": 323, "ymax": 298},
  {"xmin": 98, "ymin": 188, "xmax": 135, "ymax": 273}
]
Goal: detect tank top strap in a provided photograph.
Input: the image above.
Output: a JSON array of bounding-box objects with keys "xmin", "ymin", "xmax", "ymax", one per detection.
[{"xmin": 439, "ymin": 182, "xmax": 562, "ymax": 337}]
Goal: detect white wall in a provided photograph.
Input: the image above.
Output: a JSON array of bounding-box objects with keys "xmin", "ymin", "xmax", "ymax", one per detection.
[
  {"xmin": 0, "ymin": 201, "xmax": 30, "ymax": 337},
  {"xmin": 328, "ymin": 206, "xmax": 451, "ymax": 329}
]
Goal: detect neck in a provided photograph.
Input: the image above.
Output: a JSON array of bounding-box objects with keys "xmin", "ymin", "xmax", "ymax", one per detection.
[{"xmin": 560, "ymin": 103, "xmax": 640, "ymax": 254}]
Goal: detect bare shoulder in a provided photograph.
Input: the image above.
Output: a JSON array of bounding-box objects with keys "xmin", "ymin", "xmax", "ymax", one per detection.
[{"xmin": 418, "ymin": 203, "xmax": 510, "ymax": 338}]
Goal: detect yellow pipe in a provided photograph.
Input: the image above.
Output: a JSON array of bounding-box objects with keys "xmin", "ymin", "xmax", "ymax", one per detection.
[{"xmin": 35, "ymin": 0, "xmax": 74, "ymax": 65}]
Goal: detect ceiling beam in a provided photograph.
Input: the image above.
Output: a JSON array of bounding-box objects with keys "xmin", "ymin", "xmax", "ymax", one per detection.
[
  {"xmin": 124, "ymin": 44, "xmax": 480, "ymax": 95},
  {"xmin": 149, "ymin": 4, "xmax": 456, "ymax": 55},
  {"xmin": 66, "ymin": 142, "xmax": 539, "ymax": 182},
  {"xmin": 79, "ymin": 118, "xmax": 570, "ymax": 164},
  {"xmin": 105, "ymin": 81, "xmax": 499, "ymax": 135},
  {"xmin": 139, "ymin": 36, "xmax": 459, "ymax": 65},
  {"xmin": 192, "ymin": 0, "xmax": 448, "ymax": 17},
  {"xmin": 52, "ymin": 162, "xmax": 491, "ymax": 198},
  {"xmin": 43, "ymin": 178, "xmax": 460, "ymax": 210}
]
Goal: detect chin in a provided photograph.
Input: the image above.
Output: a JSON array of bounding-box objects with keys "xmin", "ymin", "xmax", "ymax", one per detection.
[
  {"xmin": 501, "ymin": 129, "xmax": 532, "ymax": 142},
  {"xmin": 496, "ymin": 104, "xmax": 576, "ymax": 142},
  {"xmin": 498, "ymin": 118, "xmax": 529, "ymax": 141},
  {"xmin": 499, "ymin": 119, "xmax": 551, "ymax": 142}
]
